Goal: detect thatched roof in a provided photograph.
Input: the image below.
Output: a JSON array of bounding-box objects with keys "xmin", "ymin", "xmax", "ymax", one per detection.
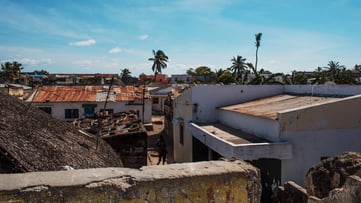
[{"xmin": 0, "ymin": 92, "xmax": 123, "ymax": 173}]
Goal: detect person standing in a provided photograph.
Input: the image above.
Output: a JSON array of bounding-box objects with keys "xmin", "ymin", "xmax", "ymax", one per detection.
[{"xmin": 156, "ymin": 134, "xmax": 167, "ymax": 165}]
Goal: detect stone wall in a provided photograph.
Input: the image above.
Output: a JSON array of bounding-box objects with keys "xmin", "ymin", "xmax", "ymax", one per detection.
[
  {"xmin": 0, "ymin": 160, "xmax": 261, "ymax": 202},
  {"xmin": 277, "ymin": 176, "xmax": 361, "ymax": 203}
]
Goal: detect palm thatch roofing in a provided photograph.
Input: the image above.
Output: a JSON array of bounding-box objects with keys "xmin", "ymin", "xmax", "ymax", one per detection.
[{"xmin": 0, "ymin": 92, "xmax": 123, "ymax": 173}]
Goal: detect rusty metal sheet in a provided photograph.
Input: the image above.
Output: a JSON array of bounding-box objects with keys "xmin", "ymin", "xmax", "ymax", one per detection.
[{"xmin": 32, "ymin": 85, "xmax": 147, "ymax": 103}]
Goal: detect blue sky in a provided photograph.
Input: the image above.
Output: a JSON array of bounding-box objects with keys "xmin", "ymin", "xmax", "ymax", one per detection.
[{"xmin": 0, "ymin": 0, "xmax": 360, "ymax": 76}]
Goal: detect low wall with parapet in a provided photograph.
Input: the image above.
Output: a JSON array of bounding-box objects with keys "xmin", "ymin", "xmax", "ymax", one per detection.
[{"xmin": 0, "ymin": 160, "xmax": 261, "ymax": 202}]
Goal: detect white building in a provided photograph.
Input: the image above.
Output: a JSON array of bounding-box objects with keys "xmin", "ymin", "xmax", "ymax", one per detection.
[
  {"xmin": 172, "ymin": 84, "xmax": 361, "ymax": 185},
  {"xmin": 149, "ymin": 86, "xmax": 173, "ymax": 114},
  {"xmin": 27, "ymin": 85, "xmax": 152, "ymax": 123}
]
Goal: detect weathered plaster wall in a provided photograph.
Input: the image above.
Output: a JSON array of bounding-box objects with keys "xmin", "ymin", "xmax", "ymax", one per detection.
[
  {"xmin": 173, "ymin": 85, "xmax": 283, "ymax": 163},
  {"xmin": 191, "ymin": 85, "xmax": 284, "ymax": 123},
  {"xmin": 173, "ymin": 88, "xmax": 193, "ymax": 163},
  {"xmin": 284, "ymin": 84, "xmax": 361, "ymax": 96},
  {"xmin": 218, "ymin": 110, "xmax": 280, "ymax": 142},
  {"xmin": 0, "ymin": 160, "xmax": 261, "ymax": 203},
  {"xmin": 281, "ymin": 129, "xmax": 361, "ymax": 186},
  {"xmin": 34, "ymin": 99, "xmax": 152, "ymax": 123},
  {"xmin": 279, "ymin": 95, "xmax": 361, "ymax": 132},
  {"xmin": 278, "ymin": 95, "xmax": 361, "ymax": 185}
]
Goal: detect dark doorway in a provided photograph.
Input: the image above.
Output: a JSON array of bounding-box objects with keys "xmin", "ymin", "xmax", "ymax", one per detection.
[
  {"xmin": 192, "ymin": 136, "xmax": 208, "ymax": 162},
  {"xmin": 249, "ymin": 158, "xmax": 281, "ymax": 203}
]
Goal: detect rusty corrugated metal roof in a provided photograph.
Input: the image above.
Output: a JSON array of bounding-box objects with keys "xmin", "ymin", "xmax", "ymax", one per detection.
[
  {"xmin": 219, "ymin": 94, "xmax": 342, "ymax": 120},
  {"xmin": 32, "ymin": 85, "xmax": 148, "ymax": 103}
]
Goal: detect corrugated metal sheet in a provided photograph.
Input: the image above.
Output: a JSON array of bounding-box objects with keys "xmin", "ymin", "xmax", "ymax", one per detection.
[
  {"xmin": 32, "ymin": 86, "xmax": 148, "ymax": 103},
  {"xmin": 219, "ymin": 94, "xmax": 342, "ymax": 120}
]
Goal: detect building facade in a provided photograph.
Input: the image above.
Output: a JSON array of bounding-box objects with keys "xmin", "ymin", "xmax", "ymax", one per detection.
[
  {"xmin": 172, "ymin": 84, "xmax": 361, "ymax": 185},
  {"xmin": 27, "ymin": 85, "xmax": 152, "ymax": 123}
]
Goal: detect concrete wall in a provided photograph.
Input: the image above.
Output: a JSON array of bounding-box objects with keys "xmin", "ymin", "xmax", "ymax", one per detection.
[
  {"xmin": 191, "ymin": 85, "xmax": 284, "ymax": 123},
  {"xmin": 218, "ymin": 110, "xmax": 280, "ymax": 142},
  {"xmin": 281, "ymin": 129, "xmax": 361, "ymax": 186},
  {"xmin": 173, "ymin": 88, "xmax": 193, "ymax": 162},
  {"xmin": 173, "ymin": 85, "xmax": 283, "ymax": 163},
  {"xmin": 34, "ymin": 100, "xmax": 152, "ymax": 123},
  {"xmin": 285, "ymin": 84, "xmax": 361, "ymax": 96},
  {"xmin": 279, "ymin": 95, "xmax": 361, "ymax": 132},
  {"xmin": 0, "ymin": 160, "xmax": 261, "ymax": 203}
]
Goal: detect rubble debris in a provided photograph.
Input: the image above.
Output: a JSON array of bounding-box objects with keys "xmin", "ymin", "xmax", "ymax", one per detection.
[{"xmin": 73, "ymin": 111, "xmax": 148, "ymax": 168}]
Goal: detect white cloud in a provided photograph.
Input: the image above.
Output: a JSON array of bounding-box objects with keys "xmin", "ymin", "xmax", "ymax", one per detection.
[
  {"xmin": 138, "ymin": 34, "xmax": 149, "ymax": 40},
  {"xmin": 72, "ymin": 60, "xmax": 93, "ymax": 66},
  {"xmin": 69, "ymin": 39, "xmax": 96, "ymax": 46},
  {"xmin": 1, "ymin": 58, "xmax": 53, "ymax": 66},
  {"xmin": 108, "ymin": 47, "xmax": 122, "ymax": 54}
]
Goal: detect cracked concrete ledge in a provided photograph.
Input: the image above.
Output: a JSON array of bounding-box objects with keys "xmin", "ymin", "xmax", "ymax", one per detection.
[{"xmin": 0, "ymin": 160, "xmax": 261, "ymax": 202}]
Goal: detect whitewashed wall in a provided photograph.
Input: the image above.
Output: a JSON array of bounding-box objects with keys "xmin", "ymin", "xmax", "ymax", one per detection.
[
  {"xmin": 191, "ymin": 85, "xmax": 284, "ymax": 123},
  {"xmin": 172, "ymin": 85, "xmax": 283, "ymax": 163},
  {"xmin": 34, "ymin": 100, "xmax": 152, "ymax": 123},
  {"xmin": 279, "ymin": 95, "xmax": 361, "ymax": 185},
  {"xmin": 281, "ymin": 129, "xmax": 361, "ymax": 186},
  {"xmin": 218, "ymin": 110, "xmax": 280, "ymax": 142},
  {"xmin": 173, "ymin": 88, "xmax": 194, "ymax": 162},
  {"xmin": 285, "ymin": 84, "xmax": 361, "ymax": 96}
]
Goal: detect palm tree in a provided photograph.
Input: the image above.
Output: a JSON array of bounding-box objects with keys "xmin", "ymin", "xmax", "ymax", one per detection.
[
  {"xmin": 120, "ymin": 68, "xmax": 132, "ymax": 84},
  {"xmin": 254, "ymin": 33, "xmax": 262, "ymax": 73},
  {"xmin": 323, "ymin": 61, "xmax": 345, "ymax": 82},
  {"xmin": 148, "ymin": 50, "xmax": 168, "ymax": 79},
  {"xmin": 230, "ymin": 55, "xmax": 247, "ymax": 84},
  {"xmin": 0, "ymin": 61, "xmax": 23, "ymax": 83}
]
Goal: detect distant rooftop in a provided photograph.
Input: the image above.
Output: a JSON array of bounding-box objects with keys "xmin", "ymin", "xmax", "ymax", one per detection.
[
  {"xmin": 30, "ymin": 85, "xmax": 148, "ymax": 103},
  {"xmin": 219, "ymin": 94, "xmax": 344, "ymax": 120}
]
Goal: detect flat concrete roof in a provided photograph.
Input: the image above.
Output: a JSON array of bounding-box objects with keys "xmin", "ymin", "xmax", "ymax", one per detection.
[
  {"xmin": 196, "ymin": 123, "xmax": 269, "ymax": 145},
  {"xmin": 219, "ymin": 94, "xmax": 342, "ymax": 120}
]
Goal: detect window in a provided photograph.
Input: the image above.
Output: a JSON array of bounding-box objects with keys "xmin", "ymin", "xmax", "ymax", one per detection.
[
  {"xmin": 38, "ymin": 107, "xmax": 52, "ymax": 114},
  {"xmin": 65, "ymin": 109, "xmax": 79, "ymax": 119},
  {"xmin": 179, "ymin": 123, "xmax": 184, "ymax": 145},
  {"xmin": 153, "ymin": 97, "xmax": 159, "ymax": 104},
  {"xmin": 100, "ymin": 109, "xmax": 114, "ymax": 114}
]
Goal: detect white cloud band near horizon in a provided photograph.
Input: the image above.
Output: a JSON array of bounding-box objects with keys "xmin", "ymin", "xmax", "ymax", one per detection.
[{"xmin": 69, "ymin": 39, "xmax": 96, "ymax": 46}]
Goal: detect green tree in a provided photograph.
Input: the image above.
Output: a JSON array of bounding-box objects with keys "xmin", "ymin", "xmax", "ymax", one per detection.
[
  {"xmin": 120, "ymin": 68, "xmax": 132, "ymax": 84},
  {"xmin": 0, "ymin": 61, "xmax": 23, "ymax": 83},
  {"xmin": 287, "ymin": 71, "xmax": 308, "ymax": 85},
  {"xmin": 216, "ymin": 71, "xmax": 234, "ymax": 84},
  {"xmin": 230, "ymin": 55, "xmax": 248, "ymax": 84},
  {"xmin": 323, "ymin": 61, "xmax": 345, "ymax": 82},
  {"xmin": 148, "ymin": 50, "xmax": 168, "ymax": 78},
  {"xmin": 194, "ymin": 66, "xmax": 215, "ymax": 83},
  {"xmin": 33, "ymin": 69, "xmax": 49, "ymax": 75},
  {"xmin": 254, "ymin": 33, "xmax": 262, "ymax": 73}
]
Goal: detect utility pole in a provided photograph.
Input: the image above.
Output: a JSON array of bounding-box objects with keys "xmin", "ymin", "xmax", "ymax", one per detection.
[{"xmin": 142, "ymin": 80, "xmax": 146, "ymax": 123}]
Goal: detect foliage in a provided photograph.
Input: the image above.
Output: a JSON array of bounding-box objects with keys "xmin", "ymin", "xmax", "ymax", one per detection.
[
  {"xmin": 230, "ymin": 55, "xmax": 248, "ymax": 84},
  {"xmin": 148, "ymin": 50, "xmax": 168, "ymax": 77},
  {"xmin": 0, "ymin": 61, "xmax": 23, "ymax": 83},
  {"xmin": 286, "ymin": 71, "xmax": 308, "ymax": 85},
  {"xmin": 254, "ymin": 33, "xmax": 262, "ymax": 72},
  {"xmin": 216, "ymin": 71, "xmax": 234, "ymax": 84},
  {"xmin": 33, "ymin": 69, "xmax": 49, "ymax": 75}
]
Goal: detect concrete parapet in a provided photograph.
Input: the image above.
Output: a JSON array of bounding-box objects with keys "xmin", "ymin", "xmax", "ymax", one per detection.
[{"xmin": 0, "ymin": 160, "xmax": 261, "ymax": 202}]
